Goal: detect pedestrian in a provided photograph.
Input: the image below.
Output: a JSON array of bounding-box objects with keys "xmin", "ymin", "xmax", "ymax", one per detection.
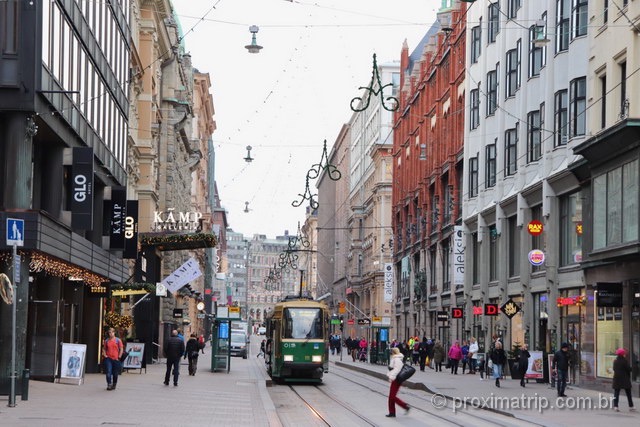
[
  {"xmin": 468, "ymin": 337, "xmax": 479, "ymax": 374},
  {"xmin": 460, "ymin": 340, "xmax": 469, "ymax": 374},
  {"xmin": 612, "ymin": 348, "xmax": 636, "ymax": 412},
  {"xmin": 477, "ymin": 356, "xmax": 486, "ymax": 380},
  {"xmin": 385, "ymin": 347, "xmax": 410, "ymax": 417},
  {"xmin": 552, "ymin": 342, "xmax": 571, "ymax": 397},
  {"xmin": 418, "ymin": 337, "xmax": 429, "ymax": 371},
  {"xmin": 433, "ymin": 340, "xmax": 445, "ymax": 372},
  {"xmin": 490, "ymin": 341, "xmax": 507, "ymax": 387},
  {"xmin": 258, "ymin": 339, "xmax": 266, "ymax": 358},
  {"xmin": 184, "ymin": 333, "xmax": 200, "ymax": 376},
  {"xmin": 198, "ymin": 334, "xmax": 206, "ymax": 352},
  {"xmin": 176, "ymin": 328, "xmax": 184, "ymax": 341},
  {"xmin": 164, "ymin": 329, "xmax": 185, "ymax": 386},
  {"xmin": 426, "ymin": 339, "xmax": 434, "ymax": 369},
  {"xmin": 516, "ymin": 343, "xmax": 531, "ymax": 387},
  {"xmin": 411, "ymin": 337, "xmax": 420, "ymax": 366},
  {"xmin": 102, "ymin": 327, "xmax": 124, "ymax": 391},
  {"xmin": 358, "ymin": 337, "xmax": 368, "ymax": 362},
  {"xmin": 448, "ymin": 341, "xmax": 463, "ymax": 374}
]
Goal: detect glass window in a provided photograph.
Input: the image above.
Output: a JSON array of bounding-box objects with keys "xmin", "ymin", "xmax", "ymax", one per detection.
[
  {"xmin": 620, "ymin": 62, "xmax": 627, "ymax": 118},
  {"xmin": 554, "ymin": 90, "xmax": 568, "ymax": 146},
  {"xmin": 572, "ymin": 0, "xmax": 588, "ymax": 38},
  {"xmin": 570, "ymin": 77, "xmax": 586, "ymax": 137},
  {"xmin": 527, "ymin": 110, "xmax": 541, "ymax": 163},
  {"xmin": 556, "ymin": 0, "xmax": 570, "ymax": 52},
  {"xmin": 489, "ymin": 225, "xmax": 498, "ymax": 281},
  {"xmin": 596, "ymin": 301, "xmax": 623, "ymax": 378},
  {"xmin": 487, "ymin": 68, "xmax": 498, "ymax": 116},
  {"xmin": 485, "ymin": 142, "xmax": 497, "ymax": 188},
  {"xmin": 469, "ymin": 156, "xmax": 479, "ymax": 198},
  {"xmin": 505, "ymin": 125, "xmax": 518, "ymax": 176},
  {"xmin": 593, "ymin": 160, "xmax": 639, "ymax": 249},
  {"xmin": 508, "ymin": 0, "xmax": 522, "ymax": 19},
  {"xmin": 472, "ymin": 233, "xmax": 479, "ymax": 285},
  {"xmin": 508, "ymin": 216, "xmax": 520, "ymax": 277},
  {"xmin": 488, "ymin": 2, "xmax": 500, "ymax": 43},
  {"xmin": 471, "ymin": 23, "xmax": 481, "ymax": 64},
  {"xmin": 442, "ymin": 240, "xmax": 450, "ymax": 292},
  {"xmin": 505, "ymin": 40, "xmax": 521, "ymax": 97},
  {"xmin": 529, "ymin": 25, "xmax": 544, "ymax": 77},
  {"xmin": 470, "ymin": 88, "xmax": 480, "ymax": 129},
  {"xmin": 560, "ymin": 192, "xmax": 583, "ymax": 266}
]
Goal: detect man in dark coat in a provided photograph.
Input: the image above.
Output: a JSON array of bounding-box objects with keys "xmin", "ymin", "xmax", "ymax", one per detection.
[
  {"xmin": 552, "ymin": 343, "xmax": 571, "ymax": 397},
  {"xmin": 164, "ymin": 329, "xmax": 185, "ymax": 386},
  {"xmin": 612, "ymin": 348, "xmax": 635, "ymax": 411},
  {"xmin": 516, "ymin": 343, "xmax": 531, "ymax": 387}
]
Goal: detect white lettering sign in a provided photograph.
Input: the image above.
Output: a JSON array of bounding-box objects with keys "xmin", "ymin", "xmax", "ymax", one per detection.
[
  {"xmin": 152, "ymin": 208, "xmax": 203, "ymax": 231},
  {"xmin": 453, "ymin": 226, "xmax": 465, "ymax": 286},
  {"xmin": 384, "ymin": 263, "xmax": 394, "ymax": 303},
  {"xmin": 161, "ymin": 257, "xmax": 202, "ymax": 293}
]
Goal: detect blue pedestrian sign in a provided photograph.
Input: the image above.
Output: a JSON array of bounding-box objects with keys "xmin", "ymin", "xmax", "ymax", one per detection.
[{"xmin": 6, "ymin": 218, "xmax": 24, "ymax": 246}]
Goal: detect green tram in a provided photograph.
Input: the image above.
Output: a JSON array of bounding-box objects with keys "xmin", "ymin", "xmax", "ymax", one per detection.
[{"xmin": 265, "ymin": 298, "xmax": 330, "ymax": 383}]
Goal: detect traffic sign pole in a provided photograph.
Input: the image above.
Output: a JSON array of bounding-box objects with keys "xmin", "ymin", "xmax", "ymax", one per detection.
[{"xmin": 9, "ymin": 243, "xmax": 17, "ymax": 407}]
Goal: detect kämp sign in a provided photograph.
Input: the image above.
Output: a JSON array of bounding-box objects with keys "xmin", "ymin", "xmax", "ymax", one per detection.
[{"xmin": 161, "ymin": 258, "xmax": 202, "ymax": 293}]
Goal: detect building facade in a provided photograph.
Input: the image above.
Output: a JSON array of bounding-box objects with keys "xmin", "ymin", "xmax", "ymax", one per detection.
[
  {"xmin": 570, "ymin": 0, "xmax": 640, "ymax": 394},
  {"xmin": 0, "ymin": 0, "xmax": 130, "ymax": 385},
  {"xmin": 462, "ymin": 0, "xmax": 587, "ymax": 374},
  {"xmin": 392, "ymin": 1, "xmax": 466, "ymax": 343}
]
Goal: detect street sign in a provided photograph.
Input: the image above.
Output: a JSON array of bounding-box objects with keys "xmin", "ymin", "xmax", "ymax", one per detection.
[
  {"xmin": 484, "ymin": 303, "xmax": 499, "ymax": 316},
  {"xmin": 173, "ymin": 309, "xmax": 183, "ymax": 318},
  {"xmin": 6, "ymin": 218, "xmax": 24, "ymax": 246},
  {"xmin": 451, "ymin": 307, "xmax": 463, "ymax": 319},
  {"xmin": 437, "ymin": 310, "xmax": 449, "ymax": 321},
  {"xmin": 347, "ymin": 319, "xmax": 355, "ymax": 325},
  {"xmin": 338, "ymin": 301, "xmax": 346, "ymax": 314},
  {"xmin": 331, "ymin": 318, "xmax": 341, "ymax": 325},
  {"xmin": 357, "ymin": 318, "xmax": 371, "ymax": 325}
]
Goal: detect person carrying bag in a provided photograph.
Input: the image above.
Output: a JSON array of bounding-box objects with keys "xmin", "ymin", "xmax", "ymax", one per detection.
[{"xmin": 385, "ymin": 347, "xmax": 412, "ymax": 417}]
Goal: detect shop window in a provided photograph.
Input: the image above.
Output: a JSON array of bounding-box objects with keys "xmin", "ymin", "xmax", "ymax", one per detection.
[
  {"xmin": 596, "ymin": 304, "xmax": 623, "ymax": 378},
  {"xmin": 559, "ymin": 192, "xmax": 583, "ymax": 266},
  {"xmin": 593, "ymin": 159, "xmax": 639, "ymax": 249}
]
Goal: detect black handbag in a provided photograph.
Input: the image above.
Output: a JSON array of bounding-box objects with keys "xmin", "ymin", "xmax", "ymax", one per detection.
[
  {"xmin": 119, "ymin": 350, "xmax": 129, "ymax": 363},
  {"xmin": 396, "ymin": 363, "xmax": 416, "ymax": 384}
]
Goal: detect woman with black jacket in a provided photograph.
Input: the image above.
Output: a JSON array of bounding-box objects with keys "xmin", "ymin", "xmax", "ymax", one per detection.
[
  {"xmin": 490, "ymin": 341, "xmax": 507, "ymax": 387},
  {"xmin": 185, "ymin": 333, "xmax": 201, "ymax": 376},
  {"xmin": 516, "ymin": 344, "xmax": 531, "ymax": 387}
]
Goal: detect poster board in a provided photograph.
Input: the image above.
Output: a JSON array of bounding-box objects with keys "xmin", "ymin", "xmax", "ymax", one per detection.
[
  {"xmin": 524, "ymin": 350, "xmax": 544, "ymax": 379},
  {"xmin": 60, "ymin": 343, "xmax": 87, "ymax": 385},
  {"xmin": 122, "ymin": 343, "xmax": 145, "ymax": 372}
]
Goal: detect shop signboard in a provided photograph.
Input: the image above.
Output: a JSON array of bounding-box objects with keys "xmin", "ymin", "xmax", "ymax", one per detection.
[
  {"xmin": 383, "ymin": 263, "xmax": 393, "ymax": 303},
  {"xmin": 596, "ymin": 282, "xmax": 622, "ymax": 307},
  {"xmin": 524, "ymin": 351, "xmax": 544, "ymax": 379}
]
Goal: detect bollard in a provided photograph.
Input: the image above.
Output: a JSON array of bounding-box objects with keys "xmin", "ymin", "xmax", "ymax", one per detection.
[{"xmin": 21, "ymin": 369, "xmax": 29, "ymax": 401}]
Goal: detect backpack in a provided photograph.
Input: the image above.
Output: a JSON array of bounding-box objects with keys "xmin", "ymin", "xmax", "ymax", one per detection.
[{"xmin": 413, "ymin": 342, "xmax": 420, "ymax": 352}]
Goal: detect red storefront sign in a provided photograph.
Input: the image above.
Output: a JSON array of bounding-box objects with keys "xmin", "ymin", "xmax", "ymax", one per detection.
[{"xmin": 527, "ymin": 220, "xmax": 543, "ymax": 236}]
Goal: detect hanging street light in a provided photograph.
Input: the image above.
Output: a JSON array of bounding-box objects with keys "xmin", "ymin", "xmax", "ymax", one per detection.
[{"xmin": 244, "ymin": 25, "xmax": 263, "ymax": 54}]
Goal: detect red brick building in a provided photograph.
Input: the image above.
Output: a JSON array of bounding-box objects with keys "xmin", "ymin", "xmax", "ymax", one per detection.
[{"xmin": 391, "ymin": 3, "xmax": 467, "ymax": 342}]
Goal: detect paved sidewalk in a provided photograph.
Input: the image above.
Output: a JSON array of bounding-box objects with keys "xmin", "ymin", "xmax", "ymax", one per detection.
[
  {"xmin": 0, "ymin": 351, "xmax": 280, "ymax": 427},
  {"xmin": 332, "ymin": 352, "xmax": 638, "ymax": 426}
]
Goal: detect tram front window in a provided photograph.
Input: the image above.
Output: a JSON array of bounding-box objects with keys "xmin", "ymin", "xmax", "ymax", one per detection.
[{"xmin": 283, "ymin": 308, "xmax": 323, "ymax": 339}]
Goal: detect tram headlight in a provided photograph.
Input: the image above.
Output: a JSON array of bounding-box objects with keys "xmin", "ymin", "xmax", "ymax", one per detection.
[
  {"xmin": 284, "ymin": 354, "xmax": 294, "ymax": 362},
  {"xmin": 312, "ymin": 355, "xmax": 322, "ymax": 363}
]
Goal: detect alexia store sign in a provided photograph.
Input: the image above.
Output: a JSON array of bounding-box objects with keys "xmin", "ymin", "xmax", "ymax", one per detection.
[{"xmin": 153, "ymin": 209, "xmax": 203, "ymax": 231}]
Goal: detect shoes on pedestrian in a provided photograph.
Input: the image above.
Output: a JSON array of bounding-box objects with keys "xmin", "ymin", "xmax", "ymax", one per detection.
[
  {"xmin": 106, "ymin": 384, "xmax": 113, "ymax": 390},
  {"xmin": 558, "ymin": 394, "xmax": 567, "ymax": 397},
  {"xmin": 614, "ymin": 407, "xmax": 620, "ymax": 412},
  {"xmin": 164, "ymin": 381, "xmax": 169, "ymax": 386},
  {"xmin": 404, "ymin": 406, "xmax": 410, "ymax": 415},
  {"xmin": 385, "ymin": 414, "xmax": 396, "ymax": 417},
  {"xmin": 112, "ymin": 383, "xmax": 116, "ymax": 390},
  {"xmin": 495, "ymin": 379, "xmax": 500, "ymax": 387},
  {"xmin": 629, "ymin": 407, "xmax": 636, "ymax": 412},
  {"xmin": 174, "ymin": 383, "xmax": 178, "ymax": 386}
]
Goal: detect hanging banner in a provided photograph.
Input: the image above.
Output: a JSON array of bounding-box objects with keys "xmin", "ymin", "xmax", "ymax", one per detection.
[
  {"xmin": 108, "ymin": 186, "xmax": 127, "ymax": 250},
  {"xmin": 452, "ymin": 226, "xmax": 465, "ymax": 287},
  {"xmin": 71, "ymin": 147, "xmax": 94, "ymax": 230},
  {"xmin": 162, "ymin": 257, "xmax": 202, "ymax": 293},
  {"xmin": 123, "ymin": 200, "xmax": 139, "ymax": 259},
  {"xmin": 383, "ymin": 263, "xmax": 394, "ymax": 303}
]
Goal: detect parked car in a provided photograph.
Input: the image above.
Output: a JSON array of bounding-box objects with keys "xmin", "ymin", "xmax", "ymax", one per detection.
[
  {"xmin": 230, "ymin": 331, "xmax": 248, "ymax": 359},
  {"xmin": 257, "ymin": 326, "xmax": 266, "ymax": 335}
]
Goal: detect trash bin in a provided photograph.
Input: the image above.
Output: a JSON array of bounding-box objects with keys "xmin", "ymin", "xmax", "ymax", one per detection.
[{"xmin": 21, "ymin": 369, "xmax": 29, "ymax": 401}]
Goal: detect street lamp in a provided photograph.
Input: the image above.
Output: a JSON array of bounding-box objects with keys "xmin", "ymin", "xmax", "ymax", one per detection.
[{"xmin": 244, "ymin": 25, "xmax": 263, "ymax": 54}]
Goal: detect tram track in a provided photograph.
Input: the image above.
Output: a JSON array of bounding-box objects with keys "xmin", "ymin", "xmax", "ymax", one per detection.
[
  {"xmin": 288, "ymin": 384, "xmax": 378, "ymax": 427},
  {"xmin": 329, "ymin": 363, "xmax": 547, "ymax": 427}
]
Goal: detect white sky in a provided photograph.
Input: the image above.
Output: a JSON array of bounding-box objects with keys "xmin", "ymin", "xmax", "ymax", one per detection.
[{"xmin": 171, "ymin": 0, "xmax": 438, "ymax": 238}]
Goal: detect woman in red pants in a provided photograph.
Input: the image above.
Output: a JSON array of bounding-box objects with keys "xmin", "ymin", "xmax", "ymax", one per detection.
[{"xmin": 386, "ymin": 347, "xmax": 410, "ymax": 417}]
